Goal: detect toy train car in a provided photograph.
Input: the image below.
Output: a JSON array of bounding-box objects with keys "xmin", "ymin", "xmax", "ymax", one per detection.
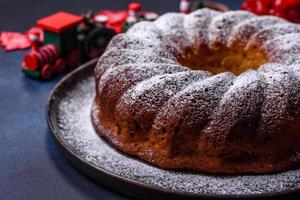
[
  {"xmin": 22, "ymin": 11, "xmax": 116, "ymax": 80},
  {"xmin": 10, "ymin": 1, "xmax": 225, "ymax": 80},
  {"xmin": 21, "ymin": 2, "xmax": 160, "ymax": 80}
]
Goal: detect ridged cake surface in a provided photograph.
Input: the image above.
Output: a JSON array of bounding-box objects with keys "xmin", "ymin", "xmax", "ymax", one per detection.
[{"xmin": 93, "ymin": 8, "xmax": 300, "ymax": 174}]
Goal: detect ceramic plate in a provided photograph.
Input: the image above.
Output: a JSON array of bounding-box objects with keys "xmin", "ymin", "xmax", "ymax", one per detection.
[{"xmin": 47, "ymin": 59, "xmax": 300, "ymax": 199}]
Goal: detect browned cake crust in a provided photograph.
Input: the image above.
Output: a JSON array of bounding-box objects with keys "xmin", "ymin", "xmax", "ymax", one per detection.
[
  {"xmin": 92, "ymin": 102, "xmax": 300, "ymax": 174},
  {"xmin": 92, "ymin": 9, "xmax": 300, "ymax": 174}
]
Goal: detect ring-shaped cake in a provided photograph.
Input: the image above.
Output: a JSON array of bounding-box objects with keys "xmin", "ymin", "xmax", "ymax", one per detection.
[{"xmin": 93, "ymin": 9, "xmax": 300, "ymax": 174}]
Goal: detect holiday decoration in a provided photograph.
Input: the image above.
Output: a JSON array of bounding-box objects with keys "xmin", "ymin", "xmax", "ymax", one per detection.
[
  {"xmin": 122, "ymin": 2, "xmax": 158, "ymax": 32},
  {"xmin": 96, "ymin": 2, "xmax": 158, "ymax": 34},
  {"xmin": 241, "ymin": 0, "xmax": 300, "ymax": 23},
  {"xmin": 96, "ymin": 10, "xmax": 128, "ymax": 33},
  {"xmin": 0, "ymin": 32, "xmax": 31, "ymax": 51},
  {"xmin": 22, "ymin": 11, "xmax": 116, "ymax": 80},
  {"xmin": 179, "ymin": 0, "xmax": 229, "ymax": 14},
  {"xmin": 1, "ymin": 1, "xmax": 228, "ymax": 81},
  {"xmin": 180, "ymin": 0, "xmax": 192, "ymax": 13},
  {"xmin": 0, "ymin": 27, "xmax": 43, "ymax": 51},
  {"xmin": 0, "ymin": 2, "xmax": 159, "ymax": 80}
]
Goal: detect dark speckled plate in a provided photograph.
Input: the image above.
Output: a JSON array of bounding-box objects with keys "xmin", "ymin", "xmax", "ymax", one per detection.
[{"xmin": 47, "ymin": 59, "xmax": 300, "ymax": 200}]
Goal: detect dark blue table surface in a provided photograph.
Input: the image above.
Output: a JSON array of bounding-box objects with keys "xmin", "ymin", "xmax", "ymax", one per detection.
[{"xmin": 0, "ymin": 1, "xmax": 242, "ymax": 199}]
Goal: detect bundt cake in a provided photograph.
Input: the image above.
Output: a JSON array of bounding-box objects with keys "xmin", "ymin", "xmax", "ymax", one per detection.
[{"xmin": 92, "ymin": 8, "xmax": 300, "ymax": 174}]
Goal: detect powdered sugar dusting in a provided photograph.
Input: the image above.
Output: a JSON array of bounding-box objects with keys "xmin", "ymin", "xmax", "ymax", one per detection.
[
  {"xmin": 184, "ymin": 8, "xmax": 220, "ymax": 47},
  {"xmin": 123, "ymin": 70, "xmax": 210, "ymax": 102},
  {"xmin": 258, "ymin": 63, "xmax": 300, "ymax": 136},
  {"xmin": 153, "ymin": 72, "xmax": 235, "ymax": 132},
  {"xmin": 126, "ymin": 21, "xmax": 182, "ymax": 56},
  {"xmin": 208, "ymin": 10, "xmax": 254, "ymax": 48},
  {"xmin": 52, "ymin": 74, "xmax": 300, "ymax": 196},
  {"xmin": 95, "ymin": 48, "xmax": 176, "ymax": 81},
  {"xmin": 207, "ymin": 70, "xmax": 265, "ymax": 143},
  {"xmin": 154, "ymin": 13, "xmax": 191, "ymax": 50},
  {"xmin": 249, "ymin": 23, "xmax": 300, "ymax": 48},
  {"xmin": 228, "ymin": 16, "xmax": 285, "ymax": 46},
  {"xmin": 262, "ymin": 33, "xmax": 300, "ymax": 58},
  {"xmin": 289, "ymin": 64, "xmax": 300, "ymax": 78},
  {"xmin": 270, "ymin": 54, "xmax": 300, "ymax": 65},
  {"xmin": 106, "ymin": 33, "xmax": 177, "ymax": 59},
  {"xmin": 115, "ymin": 71, "xmax": 211, "ymax": 128},
  {"xmin": 98, "ymin": 63, "xmax": 187, "ymax": 96}
]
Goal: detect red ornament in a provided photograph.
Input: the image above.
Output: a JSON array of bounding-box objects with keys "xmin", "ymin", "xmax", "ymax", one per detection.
[
  {"xmin": 241, "ymin": 0, "xmax": 300, "ymax": 23},
  {"xmin": 129, "ymin": 2, "xmax": 142, "ymax": 12},
  {"xmin": 96, "ymin": 10, "xmax": 128, "ymax": 33},
  {"xmin": 41, "ymin": 64, "xmax": 54, "ymax": 80},
  {"xmin": 180, "ymin": 0, "xmax": 191, "ymax": 14}
]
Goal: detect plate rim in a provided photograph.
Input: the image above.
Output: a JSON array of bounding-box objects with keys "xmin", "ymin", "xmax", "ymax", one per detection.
[{"xmin": 46, "ymin": 59, "xmax": 300, "ymax": 200}]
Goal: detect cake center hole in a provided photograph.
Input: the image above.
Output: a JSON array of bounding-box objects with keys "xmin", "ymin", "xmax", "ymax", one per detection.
[{"xmin": 179, "ymin": 46, "xmax": 268, "ymax": 75}]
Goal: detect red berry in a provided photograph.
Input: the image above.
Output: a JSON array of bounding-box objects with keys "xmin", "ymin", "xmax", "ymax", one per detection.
[
  {"xmin": 264, "ymin": 0, "xmax": 275, "ymax": 10},
  {"xmin": 242, "ymin": 0, "xmax": 300, "ymax": 24},
  {"xmin": 256, "ymin": 0, "xmax": 269, "ymax": 15},
  {"xmin": 242, "ymin": 0, "xmax": 256, "ymax": 9},
  {"xmin": 274, "ymin": 0, "xmax": 284, "ymax": 7},
  {"xmin": 273, "ymin": 0, "xmax": 287, "ymax": 16},
  {"xmin": 286, "ymin": 0, "xmax": 300, "ymax": 6},
  {"xmin": 286, "ymin": 8, "xmax": 300, "ymax": 22},
  {"xmin": 241, "ymin": 2, "xmax": 248, "ymax": 10}
]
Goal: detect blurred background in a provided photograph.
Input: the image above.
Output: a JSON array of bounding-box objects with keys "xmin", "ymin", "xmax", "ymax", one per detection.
[{"xmin": 0, "ymin": 0, "xmax": 243, "ymax": 31}]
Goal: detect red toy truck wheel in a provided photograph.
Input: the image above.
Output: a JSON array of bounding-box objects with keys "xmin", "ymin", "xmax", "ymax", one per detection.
[
  {"xmin": 54, "ymin": 59, "xmax": 66, "ymax": 74},
  {"xmin": 41, "ymin": 64, "xmax": 54, "ymax": 80},
  {"xmin": 24, "ymin": 52, "xmax": 40, "ymax": 71}
]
